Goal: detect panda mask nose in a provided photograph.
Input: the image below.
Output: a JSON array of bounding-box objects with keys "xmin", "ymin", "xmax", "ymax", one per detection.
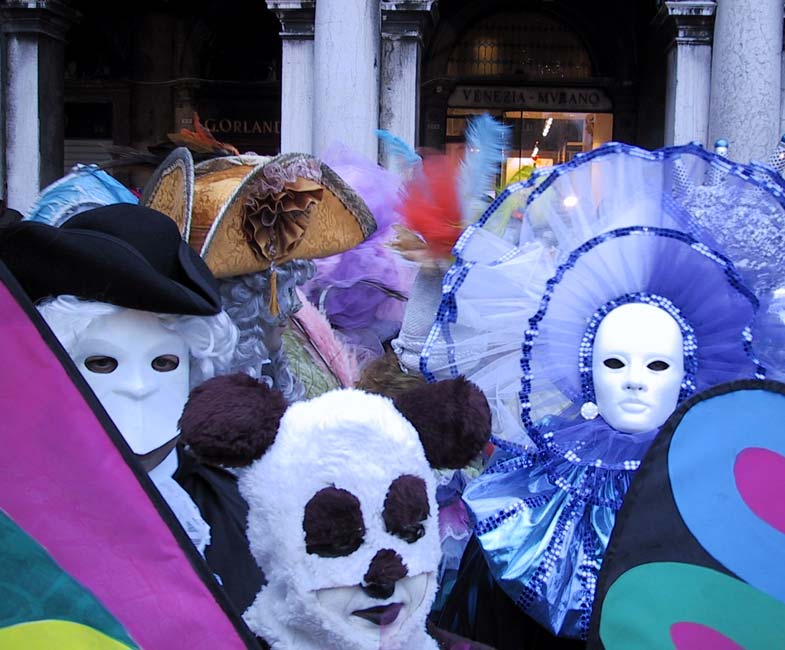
[{"xmin": 360, "ymin": 549, "xmax": 407, "ymax": 600}]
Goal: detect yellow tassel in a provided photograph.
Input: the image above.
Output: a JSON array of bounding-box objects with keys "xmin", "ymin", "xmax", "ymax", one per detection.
[{"xmin": 269, "ymin": 268, "xmax": 280, "ymax": 317}]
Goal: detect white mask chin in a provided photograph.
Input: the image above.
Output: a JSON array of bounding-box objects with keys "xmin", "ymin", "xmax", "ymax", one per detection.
[
  {"xmin": 66, "ymin": 307, "xmax": 190, "ymax": 468},
  {"xmin": 592, "ymin": 303, "xmax": 685, "ymax": 434},
  {"xmin": 314, "ymin": 573, "xmax": 432, "ymax": 648}
]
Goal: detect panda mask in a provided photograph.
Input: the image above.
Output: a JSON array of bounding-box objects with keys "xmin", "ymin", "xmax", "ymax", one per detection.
[{"xmin": 179, "ymin": 374, "xmax": 491, "ymax": 650}]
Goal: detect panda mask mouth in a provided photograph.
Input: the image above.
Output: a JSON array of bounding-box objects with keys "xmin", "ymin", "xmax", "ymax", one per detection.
[
  {"xmin": 314, "ymin": 572, "xmax": 433, "ymax": 637},
  {"xmin": 351, "ymin": 602, "xmax": 404, "ymax": 626}
]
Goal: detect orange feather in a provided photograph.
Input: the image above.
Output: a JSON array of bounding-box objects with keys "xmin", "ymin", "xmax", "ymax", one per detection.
[{"xmin": 167, "ymin": 112, "xmax": 240, "ymax": 156}]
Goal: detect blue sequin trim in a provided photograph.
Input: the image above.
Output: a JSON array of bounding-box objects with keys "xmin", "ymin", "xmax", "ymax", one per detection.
[
  {"xmin": 474, "ymin": 462, "xmax": 630, "ymax": 538},
  {"xmin": 488, "ymin": 435, "xmax": 528, "ymax": 457},
  {"xmin": 484, "ymin": 448, "xmax": 538, "ymax": 475},
  {"xmin": 474, "ymin": 495, "xmax": 550, "ymax": 536},
  {"xmin": 576, "ymin": 523, "xmax": 601, "ymax": 637},
  {"xmin": 514, "ymin": 488, "xmax": 582, "ymax": 610}
]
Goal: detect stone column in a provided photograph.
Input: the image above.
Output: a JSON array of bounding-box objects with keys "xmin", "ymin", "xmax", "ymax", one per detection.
[
  {"xmin": 313, "ymin": 0, "xmax": 381, "ymax": 162},
  {"xmin": 657, "ymin": 1, "xmax": 716, "ymax": 147},
  {"xmin": 266, "ymin": 1, "xmax": 315, "ymax": 154},
  {"xmin": 708, "ymin": 0, "xmax": 783, "ymax": 163},
  {"xmin": 0, "ymin": 0, "xmax": 78, "ymax": 213},
  {"xmin": 379, "ymin": 1, "xmax": 436, "ymax": 167}
]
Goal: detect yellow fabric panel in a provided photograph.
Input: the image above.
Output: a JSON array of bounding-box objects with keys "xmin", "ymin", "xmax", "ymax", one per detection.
[{"xmin": 0, "ymin": 620, "xmax": 136, "ymax": 650}]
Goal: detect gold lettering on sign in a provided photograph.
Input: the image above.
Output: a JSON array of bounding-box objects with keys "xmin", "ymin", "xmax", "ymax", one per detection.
[{"xmin": 202, "ymin": 117, "xmax": 281, "ymax": 135}]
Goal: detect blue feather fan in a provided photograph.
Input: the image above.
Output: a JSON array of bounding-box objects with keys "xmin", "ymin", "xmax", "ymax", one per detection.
[{"xmin": 458, "ymin": 114, "xmax": 511, "ymax": 226}]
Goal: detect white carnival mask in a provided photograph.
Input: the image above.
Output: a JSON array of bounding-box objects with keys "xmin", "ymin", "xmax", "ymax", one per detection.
[
  {"xmin": 66, "ymin": 307, "xmax": 190, "ymax": 470},
  {"xmin": 591, "ymin": 303, "xmax": 685, "ymax": 434}
]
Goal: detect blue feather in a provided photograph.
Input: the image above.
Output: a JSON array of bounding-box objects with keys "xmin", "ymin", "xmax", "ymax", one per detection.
[
  {"xmin": 25, "ymin": 164, "xmax": 139, "ymax": 226},
  {"xmin": 376, "ymin": 129, "xmax": 422, "ymax": 168},
  {"xmin": 458, "ymin": 114, "xmax": 511, "ymax": 225}
]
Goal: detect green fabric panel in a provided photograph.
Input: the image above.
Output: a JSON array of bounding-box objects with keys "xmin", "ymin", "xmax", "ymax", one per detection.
[
  {"xmin": 600, "ymin": 562, "xmax": 785, "ymax": 650},
  {"xmin": 0, "ymin": 510, "xmax": 138, "ymax": 648},
  {"xmin": 283, "ymin": 328, "xmax": 341, "ymax": 399}
]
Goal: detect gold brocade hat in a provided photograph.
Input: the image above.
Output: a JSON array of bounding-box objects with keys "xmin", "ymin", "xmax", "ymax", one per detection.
[
  {"xmin": 142, "ymin": 147, "xmax": 377, "ymax": 277},
  {"xmin": 142, "ymin": 147, "xmax": 377, "ymax": 313},
  {"xmin": 141, "ymin": 147, "xmax": 194, "ymax": 241}
]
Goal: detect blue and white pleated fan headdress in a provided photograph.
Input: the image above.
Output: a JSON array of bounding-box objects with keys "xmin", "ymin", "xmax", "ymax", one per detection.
[{"xmin": 421, "ymin": 143, "xmax": 785, "ymax": 450}]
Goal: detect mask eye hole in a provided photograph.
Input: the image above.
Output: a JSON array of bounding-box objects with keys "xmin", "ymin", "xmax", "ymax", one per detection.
[
  {"xmin": 84, "ymin": 356, "xmax": 118, "ymax": 374},
  {"xmin": 647, "ymin": 360, "xmax": 670, "ymax": 371},
  {"xmin": 603, "ymin": 357, "xmax": 625, "ymax": 369},
  {"xmin": 151, "ymin": 354, "xmax": 180, "ymax": 373},
  {"xmin": 303, "ymin": 487, "xmax": 365, "ymax": 558},
  {"xmin": 383, "ymin": 475, "xmax": 430, "ymax": 544}
]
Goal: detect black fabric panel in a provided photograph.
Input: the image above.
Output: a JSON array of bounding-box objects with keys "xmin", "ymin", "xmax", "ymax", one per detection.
[
  {"xmin": 175, "ymin": 447, "xmax": 266, "ymax": 614},
  {"xmin": 436, "ymin": 536, "xmax": 586, "ymax": 650}
]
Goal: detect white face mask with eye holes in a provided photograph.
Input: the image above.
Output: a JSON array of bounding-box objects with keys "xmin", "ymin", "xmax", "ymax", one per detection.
[
  {"xmin": 592, "ymin": 303, "xmax": 685, "ymax": 434},
  {"xmin": 66, "ymin": 307, "xmax": 190, "ymax": 470}
]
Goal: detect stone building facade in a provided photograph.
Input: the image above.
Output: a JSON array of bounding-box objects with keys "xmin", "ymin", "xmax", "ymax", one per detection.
[{"xmin": 1, "ymin": 0, "xmax": 783, "ymax": 212}]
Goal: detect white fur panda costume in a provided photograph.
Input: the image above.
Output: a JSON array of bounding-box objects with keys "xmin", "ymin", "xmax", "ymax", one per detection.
[{"xmin": 178, "ymin": 373, "xmax": 494, "ymax": 650}]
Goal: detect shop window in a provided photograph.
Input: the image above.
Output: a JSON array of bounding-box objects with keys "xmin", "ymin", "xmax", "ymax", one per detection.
[
  {"xmin": 65, "ymin": 103, "xmax": 113, "ymax": 140},
  {"xmin": 447, "ymin": 11, "xmax": 593, "ymax": 80},
  {"xmin": 446, "ymin": 108, "xmax": 613, "ymax": 188}
]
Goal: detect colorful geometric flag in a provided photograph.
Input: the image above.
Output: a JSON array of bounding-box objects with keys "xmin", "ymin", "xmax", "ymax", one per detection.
[{"xmin": 0, "ymin": 259, "xmax": 258, "ymax": 649}]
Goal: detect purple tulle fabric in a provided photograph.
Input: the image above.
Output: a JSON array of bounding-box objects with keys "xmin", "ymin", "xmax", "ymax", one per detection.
[{"xmin": 304, "ymin": 142, "xmax": 415, "ymax": 363}]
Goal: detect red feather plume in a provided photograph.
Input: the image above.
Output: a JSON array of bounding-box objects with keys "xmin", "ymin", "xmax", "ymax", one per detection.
[{"xmin": 397, "ymin": 155, "xmax": 462, "ymax": 260}]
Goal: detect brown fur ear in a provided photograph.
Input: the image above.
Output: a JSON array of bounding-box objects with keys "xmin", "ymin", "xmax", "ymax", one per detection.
[
  {"xmin": 393, "ymin": 377, "xmax": 491, "ymax": 469},
  {"xmin": 178, "ymin": 373, "xmax": 287, "ymax": 467}
]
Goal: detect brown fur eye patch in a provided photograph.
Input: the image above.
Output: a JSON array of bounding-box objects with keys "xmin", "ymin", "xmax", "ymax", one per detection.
[
  {"xmin": 303, "ymin": 486, "xmax": 366, "ymax": 557},
  {"xmin": 382, "ymin": 475, "xmax": 429, "ymax": 543}
]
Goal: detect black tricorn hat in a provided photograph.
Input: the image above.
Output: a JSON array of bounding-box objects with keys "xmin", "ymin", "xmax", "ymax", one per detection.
[{"xmin": 0, "ymin": 203, "xmax": 221, "ymax": 315}]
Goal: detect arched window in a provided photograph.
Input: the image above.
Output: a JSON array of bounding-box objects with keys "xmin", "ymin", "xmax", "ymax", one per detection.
[{"xmin": 447, "ymin": 11, "xmax": 593, "ymax": 80}]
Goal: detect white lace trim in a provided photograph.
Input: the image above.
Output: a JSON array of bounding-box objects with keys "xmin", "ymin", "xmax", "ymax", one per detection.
[{"xmin": 153, "ymin": 474, "xmax": 211, "ymax": 555}]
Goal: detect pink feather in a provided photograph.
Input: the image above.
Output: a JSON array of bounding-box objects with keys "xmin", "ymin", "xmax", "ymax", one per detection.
[{"xmin": 291, "ymin": 289, "xmax": 360, "ymax": 388}]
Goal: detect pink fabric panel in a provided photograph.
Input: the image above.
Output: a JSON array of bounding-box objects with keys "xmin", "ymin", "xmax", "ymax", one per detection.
[
  {"xmin": 670, "ymin": 622, "xmax": 744, "ymax": 650},
  {"xmin": 734, "ymin": 447, "xmax": 785, "ymax": 535}
]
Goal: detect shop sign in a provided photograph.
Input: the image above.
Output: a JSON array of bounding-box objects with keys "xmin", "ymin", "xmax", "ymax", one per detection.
[
  {"xmin": 201, "ymin": 117, "xmax": 280, "ymax": 136},
  {"xmin": 449, "ymin": 86, "xmax": 612, "ymax": 112},
  {"xmin": 193, "ymin": 86, "xmax": 281, "ymax": 153}
]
